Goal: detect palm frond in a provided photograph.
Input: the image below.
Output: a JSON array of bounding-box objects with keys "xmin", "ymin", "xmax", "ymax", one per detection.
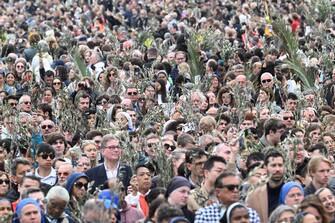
[{"xmin": 70, "ymin": 47, "xmax": 88, "ymax": 78}]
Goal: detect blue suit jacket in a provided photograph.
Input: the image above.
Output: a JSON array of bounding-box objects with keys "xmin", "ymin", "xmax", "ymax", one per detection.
[{"xmin": 85, "ymin": 163, "xmax": 132, "ymax": 191}]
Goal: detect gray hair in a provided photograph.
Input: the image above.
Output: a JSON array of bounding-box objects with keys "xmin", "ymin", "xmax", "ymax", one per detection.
[
  {"xmin": 46, "ymin": 186, "xmax": 70, "ymax": 203},
  {"xmin": 101, "ymin": 134, "xmax": 119, "ymax": 149},
  {"xmin": 268, "ymin": 205, "xmax": 295, "ymax": 223}
]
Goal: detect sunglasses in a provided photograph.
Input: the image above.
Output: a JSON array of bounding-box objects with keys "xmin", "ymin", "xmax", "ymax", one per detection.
[
  {"xmin": 0, "ymin": 179, "xmax": 10, "ymax": 185},
  {"xmin": 39, "ymin": 153, "xmax": 55, "ymax": 160},
  {"xmin": 261, "ymin": 79, "xmax": 272, "ymax": 83},
  {"xmin": 58, "ymin": 172, "xmax": 70, "ymax": 176},
  {"xmin": 74, "ymin": 181, "xmax": 88, "ymax": 190},
  {"xmin": 41, "ymin": 125, "xmax": 54, "ymax": 129},
  {"xmin": 22, "ymin": 101, "xmax": 31, "ymax": 105},
  {"xmin": 98, "ymin": 100, "xmax": 108, "ymax": 105},
  {"xmin": 128, "ymin": 92, "xmax": 138, "ymax": 95},
  {"xmin": 147, "ymin": 143, "xmax": 158, "ymax": 148},
  {"xmin": 283, "ymin": 116, "xmax": 294, "ymax": 120},
  {"xmin": 16, "ymin": 65, "xmax": 24, "ymax": 68},
  {"xmin": 221, "ymin": 184, "xmax": 240, "ymax": 191},
  {"xmin": 53, "ymin": 82, "xmax": 61, "ymax": 85},
  {"xmin": 164, "ymin": 144, "xmax": 176, "ymax": 151}
]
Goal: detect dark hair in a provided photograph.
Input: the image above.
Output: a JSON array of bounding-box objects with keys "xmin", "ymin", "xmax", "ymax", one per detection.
[
  {"xmin": 46, "ymin": 132, "xmax": 65, "ymax": 145},
  {"xmin": 185, "ymin": 149, "xmax": 208, "ymax": 164},
  {"xmin": 21, "ymin": 187, "xmax": 43, "ymax": 199},
  {"xmin": 145, "ymin": 187, "xmax": 166, "ymax": 204},
  {"xmin": 36, "ymin": 143, "xmax": 55, "ymax": 156},
  {"xmin": 264, "ymin": 149, "xmax": 284, "ymax": 166},
  {"xmin": 203, "ymin": 155, "xmax": 226, "ymax": 171},
  {"xmin": 37, "ymin": 103, "xmax": 53, "ymax": 120},
  {"xmin": 220, "ymin": 203, "xmax": 248, "ymax": 223},
  {"xmin": 309, "ymin": 143, "xmax": 328, "ymax": 155},
  {"xmin": 11, "ymin": 158, "xmax": 30, "ymax": 175},
  {"xmin": 287, "ymin": 92, "xmax": 298, "ymax": 101},
  {"xmin": 214, "ymin": 172, "xmax": 238, "ymax": 189},
  {"xmin": 263, "ymin": 118, "xmax": 285, "ymax": 136},
  {"xmin": 246, "ymin": 152, "xmax": 265, "ymax": 169},
  {"xmin": 21, "ymin": 175, "xmax": 41, "ymax": 186},
  {"xmin": 85, "ymin": 130, "xmax": 103, "ymax": 140},
  {"xmin": 156, "ymin": 203, "xmax": 184, "ymax": 223},
  {"xmin": 3, "ymin": 95, "xmax": 18, "ymax": 104}
]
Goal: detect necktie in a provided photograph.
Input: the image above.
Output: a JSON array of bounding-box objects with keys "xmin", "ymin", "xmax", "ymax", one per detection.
[{"xmin": 139, "ymin": 194, "xmax": 149, "ymax": 217}]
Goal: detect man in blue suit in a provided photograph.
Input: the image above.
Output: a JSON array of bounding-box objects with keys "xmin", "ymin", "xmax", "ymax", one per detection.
[{"xmin": 85, "ymin": 134, "xmax": 132, "ymax": 192}]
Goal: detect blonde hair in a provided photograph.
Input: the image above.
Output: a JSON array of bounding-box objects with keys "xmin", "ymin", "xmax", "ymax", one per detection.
[{"xmin": 308, "ymin": 156, "xmax": 332, "ymax": 175}]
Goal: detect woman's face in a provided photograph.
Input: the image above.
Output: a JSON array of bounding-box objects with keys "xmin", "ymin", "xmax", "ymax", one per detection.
[
  {"xmin": 5, "ymin": 74, "xmax": 15, "ymax": 86},
  {"xmin": 227, "ymin": 126, "xmax": 238, "ymax": 140},
  {"xmin": 0, "ymin": 147, "xmax": 7, "ymax": 162},
  {"xmin": 277, "ymin": 211, "xmax": 294, "ymax": 223},
  {"xmin": 200, "ymin": 100, "xmax": 208, "ymax": 111},
  {"xmin": 145, "ymin": 86, "xmax": 155, "ymax": 99},
  {"xmin": 302, "ymin": 213, "xmax": 319, "ymax": 223},
  {"xmin": 83, "ymin": 144, "xmax": 98, "ymax": 161},
  {"xmin": 84, "ymin": 51, "xmax": 91, "ymax": 63},
  {"xmin": 115, "ymin": 113, "xmax": 128, "ymax": 129},
  {"xmin": 259, "ymin": 108, "xmax": 270, "ymax": 121},
  {"xmin": 323, "ymin": 136, "xmax": 335, "ymax": 153},
  {"xmin": 258, "ymin": 90, "xmax": 268, "ymax": 102},
  {"xmin": 284, "ymin": 187, "xmax": 304, "ymax": 206},
  {"xmin": 211, "ymin": 77, "xmax": 219, "ymax": 88},
  {"xmin": 230, "ymin": 207, "xmax": 249, "ymax": 223},
  {"xmin": 318, "ymin": 188, "xmax": 335, "ymax": 214},
  {"xmin": 43, "ymin": 90, "xmax": 53, "ymax": 103},
  {"xmin": 304, "ymin": 206, "xmax": 322, "ymax": 223},
  {"xmin": 53, "ymin": 79, "xmax": 62, "ymax": 90},
  {"xmin": 15, "ymin": 63, "xmax": 25, "ymax": 74},
  {"xmin": 72, "ymin": 177, "xmax": 88, "ymax": 201},
  {"xmin": 221, "ymin": 92, "xmax": 231, "ymax": 105},
  {"xmin": 98, "ymin": 73, "xmax": 105, "ymax": 83},
  {"xmin": 0, "ymin": 174, "xmax": 10, "ymax": 196},
  {"xmin": 309, "ymin": 129, "xmax": 321, "ymax": 144}
]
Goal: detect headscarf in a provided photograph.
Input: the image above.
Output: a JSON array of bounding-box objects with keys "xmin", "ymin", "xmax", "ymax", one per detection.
[{"xmin": 220, "ymin": 202, "xmax": 248, "ymax": 223}]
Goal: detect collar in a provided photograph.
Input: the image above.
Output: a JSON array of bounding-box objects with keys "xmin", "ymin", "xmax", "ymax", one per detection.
[{"xmin": 104, "ymin": 161, "xmax": 120, "ymax": 171}]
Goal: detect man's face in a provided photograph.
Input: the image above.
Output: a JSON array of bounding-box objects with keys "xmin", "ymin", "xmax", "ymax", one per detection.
[
  {"xmin": 311, "ymin": 161, "xmax": 331, "ymax": 186},
  {"xmin": 52, "ymin": 140, "xmax": 65, "ymax": 157},
  {"xmin": 101, "ymin": 139, "xmax": 122, "ymax": 162},
  {"xmin": 126, "ymin": 88, "xmax": 139, "ymax": 102},
  {"xmin": 270, "ymin": 128, "xmax": 285, "ymax": 145},
  {"xmin": 205, "ymin": 161, "xmax": 226, "ymax": 185},
  {"xmin": 187, "ymin": 155, "xmax": 207, "ymax": 178},
  {"xmin": 191, "ymin": 94, "xmax": 201, "ymax": 109},
  {"xmin": 8, "ymin": 98, "xmax": 18, "ymax": 109},
  {"xmin": 76, "ymin": 156, "xmax": 91, "ymax": 172},
  {"xmin": 78, "ymin": 97, "xmax": 90, "ymax": 112},
  {"xmin": 92, "ymin": 135, "xmax": 102, "ymax": 150},
  {"xmin": 19, "ymin": 96, "xmax": 32, "ymax": 112},
  {"xmin": 40, "ymin": 120, "xmax": 55, "ymax": 137},
  {"xmin": 144, "ymin": 137, "xmax": 160, "ymax": 158},
  {"xmin": 20, "ymin": 204, "xmax": 41, "ymax": 223},
  {"xmin": 15, "ymin": 164, "xmax": 31, "ymax": 184},
  {"xmin": 144, "ymin": 86, "xmax": 155, "ymax": 99},
  {"xmin": 168, "ymin": 186, "xmax": 190, "ymax": 207},
  {"xmin": 136, "ymin": 167, "xmax": 152, "ymax": 192},
  {"xmin": 57, "ymin": 164, "xmax": 72, "ymax": 185},
  {"xmin": 216, "ymin": 176, "xmax": 240, "ymax": 205},
  {"xmin": 309, "ymin": 129, "xmax": 321, "ymax": 144},
  {"xmin": 289, "ymin": 143, "xmax": 305, "ymax": 164},
  {"xmin": 216, "ymin": 144, "xmax": 233, "ymax": 163},
  {"xmin": 261, "ymin": 73, "xmax": 274, "ymax": 89},
  {"xmin": 0, "ymin": 200, "xmax": 12, "ymax": 218},
  {"xmin": 266, "ymin": 157, "xmax": 285, "ymax": 183},
  {"xmin": 282, "ymin": 112, "xmax": 295, "ymax": 129},
  {"xmin": 36, "ymin": 151, "xmax": 55, "ymax": 169},
  {"xmin": 286, "ymin": 99, "xmax": 298, "ymax": 112},
  {"xmin": 18, "ymin": 179, "xmax": 40, "ymax": 195},
  {"xmin": 47, "ymin": 198, "xmax": 67, "ymax": 219},
  {"xmin": 44, "ymin": 75, "xmax": 54, "ymax": 86},
  {"xmin": 240, "ymin": 120, "xmax": 254, "ymax": 130}
]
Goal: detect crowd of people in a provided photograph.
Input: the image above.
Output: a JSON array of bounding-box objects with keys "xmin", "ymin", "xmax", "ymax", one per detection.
[{"xmin": 1, "ymin": 0, "xmax": 335, "ymax": 222}]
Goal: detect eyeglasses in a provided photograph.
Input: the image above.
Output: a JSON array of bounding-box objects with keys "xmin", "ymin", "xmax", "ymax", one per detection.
[
  {"xmin": 104, "ymin": 145, "xmax": 120, "ymax": 150},
  {"xmin": 39, "ymin": 153, "xmax": 55, "ymax": 160},
  {"xmin": 128, "ymin": 92, "xmax": 138, "ymax": 96},
  {"xmin": 58, "ymin": 172, "xmax": 70, "ymax": 176},
  {"xmin": 261, "ymin": 79, "xmax": 272, "ymax": 83},
  {"xmin": 53, "ymin": 82, "xmax": 61, "ymax": 85},
  {"xmin": 99, "ymin": 100, "xmax": 108, "ymax": 105},
  {"xmin": 22, "ymin": 101, "xmax": 31, "ymax": 105},
  {"xmin": 283, "ymin": 116, "xmax": 294, "ymax": 120},
  {"xmin": 74, "ymin": 181, "xmax": 88, "ymax": 190},
  {"xmin": 0, "ymin": 179, "xmax": 10, "ymax": 185},
  {"xmin": 164, "ymin": 144, "xmax": 176, "ymax": 151},
  {"xmin": 41, "ymin": 125, "xmax": 54, "ymax": 129},
  {"xmin": 220, "ymin": 184, "xmax": 240, "ymax": 191},
  {"xmin": 16, "ymin": 65, "xmax": 24, "ymax": 68},
  {"xmin": 147, "ymin": 143, "xmax": 158, "ymax": 148}
]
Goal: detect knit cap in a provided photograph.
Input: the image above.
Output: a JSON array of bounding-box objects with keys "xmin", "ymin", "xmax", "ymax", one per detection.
[{"xmin": 165, "ymin": 176, "xmax": 191, "ymax": 198}]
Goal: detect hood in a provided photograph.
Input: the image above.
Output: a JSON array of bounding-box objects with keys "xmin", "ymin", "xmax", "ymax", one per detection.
[{"xmin": 65, "ymin": 172, "xmax": 88, "ymax": 195}]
